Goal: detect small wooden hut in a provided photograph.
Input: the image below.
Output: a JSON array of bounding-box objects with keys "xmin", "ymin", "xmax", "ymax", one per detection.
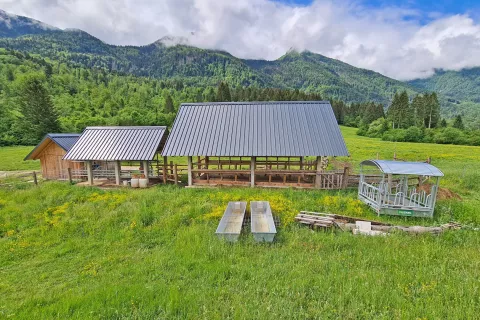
[
  {"xmin": 24, "ymin": 133, "xmax": 83, "ymax": 180},
  {"xmin": 162, "ymin": 101, "xmax": 349, "ymax": 189},
  {"xmin": 63, "ymin": 126, "xmax": 168, "ymax": 185},
  {"xmin": 358, "ymin": 160, "xmax": 444, "ymax": 218}
]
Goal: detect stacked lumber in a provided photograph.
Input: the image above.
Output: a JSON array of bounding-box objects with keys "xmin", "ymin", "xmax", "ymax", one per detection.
[
  {"xmin": 296, "ymin": 211, "xmax": 462, "ymax": 235},
  {"xmin": 295, "ymin": 213, "xmax": 335, "ymax": 229}
]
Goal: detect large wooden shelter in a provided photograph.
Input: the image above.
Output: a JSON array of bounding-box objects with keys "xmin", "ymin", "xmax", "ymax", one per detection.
[
  {"xmin": 25, "ymin": 134, "xmax": 83, "ymax": 180},
  {"xmin": 63, "ymin": 126, "xmax": 168, "ymax": 185},
  {"xmin": 162, "ymin": 101, "xmax": 350, "ymax": 189}
]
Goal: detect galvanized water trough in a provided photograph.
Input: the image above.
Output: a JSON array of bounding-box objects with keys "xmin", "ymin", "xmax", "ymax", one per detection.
[
  {"xmin": 215, "ymin": 202, "xmax": 247, "ymax": 242},
  {"xmin": 250, "ymin": 201, "xmax": 277, "ymax": 242}
]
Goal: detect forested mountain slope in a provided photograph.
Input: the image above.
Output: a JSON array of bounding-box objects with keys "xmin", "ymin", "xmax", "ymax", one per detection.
[
  {"xmin": 408, "ymin": 68, "xmax": 480, "ymax": 126},
  {"xmin": 0, "ymin": 9, "xmax": 417, "ymax": 105}
]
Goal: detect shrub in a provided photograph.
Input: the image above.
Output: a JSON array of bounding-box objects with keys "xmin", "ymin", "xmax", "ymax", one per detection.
[
  {"xmin": 382, "ymin": 129, "xmax": 407, "ymax": 142},
  {"xmin": 434, "ymin": 128, "xmax": 467, "ymax": 145},
  {"xmin": 404, "ymin": 126, "xmax": 424, "ymax": 142},
  {"xmin": 366, "ymin": 118, "xmax": 390, "ymax": 138}
]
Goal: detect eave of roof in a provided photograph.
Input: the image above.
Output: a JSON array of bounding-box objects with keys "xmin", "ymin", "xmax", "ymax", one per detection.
[{"xmin": 360, "ymin": 160, "xmax": 444, "ymax": 177}]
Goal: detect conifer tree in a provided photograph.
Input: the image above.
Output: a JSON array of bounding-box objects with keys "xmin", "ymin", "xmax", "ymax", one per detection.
[
  {"xmin": 425, "ymin": 93, "xmax": 440, "ymax": 128},
  {"xmin": 164, "ymin": 94, "xmax": 174, "ymax": 113},
  {"xmin": 452, "ymin": 115, "xmax": 465, "ymax": 130},
  {"xmin": 17, "ymin": 74, "xmax": 60, "ymax": 144}
]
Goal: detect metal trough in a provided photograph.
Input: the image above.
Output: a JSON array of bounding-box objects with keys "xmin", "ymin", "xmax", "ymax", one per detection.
[
  {"xmin": 215, "ymin": 202, "xmax": 247, "ymax": 242},
  {"xmin": 250, "ymin": 201, "xmax": 277, "ymax": 242}
]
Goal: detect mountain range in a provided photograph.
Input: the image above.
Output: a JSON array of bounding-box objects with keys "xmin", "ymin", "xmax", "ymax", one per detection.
[{"xmin": 0, "ymin": 8, "xmax": 479, "ymax": 125}]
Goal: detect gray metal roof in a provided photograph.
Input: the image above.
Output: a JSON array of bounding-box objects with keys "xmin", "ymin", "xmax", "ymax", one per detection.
[
  {"xmin": 48, "ymin": 134, "xmax": 81, "ymax": 152},
  {"xmin": 24, "ymin": 133, "xmax": 80, "ymax": 160},
  {"xmin": 63, "ymin": 126, "xmax": 168, "ymax": 161},
  {"xmin": 361, "ymin": 160, "xmax": 444, "ymax": 177},
  {"xmin": 161, "ymin": 101, "xmax": 349, "ymax": 157}
]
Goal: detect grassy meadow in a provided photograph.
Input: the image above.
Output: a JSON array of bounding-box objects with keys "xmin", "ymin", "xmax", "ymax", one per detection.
[{"xmin": 1, "ymin": 127, "xmax": 480, "ymax": 319}]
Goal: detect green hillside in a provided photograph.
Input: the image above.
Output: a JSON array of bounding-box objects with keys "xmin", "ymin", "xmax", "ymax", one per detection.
[
  {"xmin": 408, "ymin": 69, "xmax": 480, "ymax": 128},
  {"xmin": 0, "ymin": 10, "xmax": 417, "ymax": 105}
]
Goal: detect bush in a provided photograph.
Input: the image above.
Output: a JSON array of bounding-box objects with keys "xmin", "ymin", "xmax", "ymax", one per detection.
[
  {"xmin": 366, "ymin": 118, "xmax": 390, "ymax": 138},
  {"xmin": 382, "ymin": 129, "xmax": 407, "ymax": 142},
  {"xmin": 434, "ymin": 127, "xmax": 468, "ymax": 145},
  {"xmin": 404, "ymin": 126, "xmax": 424, "ymax": 142}
]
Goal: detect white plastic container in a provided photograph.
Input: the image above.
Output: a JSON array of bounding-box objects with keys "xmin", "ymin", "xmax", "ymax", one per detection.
[
  {"xmin": 123, "ymin": 180, "xmax": 129, "ymax": 187},
  {"xmin": 130, "ymin": 178, "xmax": 139, "ymax": 188},
  {"xmin": 139, "ymin": 178, "xmax": 148, "ymax": 188}
]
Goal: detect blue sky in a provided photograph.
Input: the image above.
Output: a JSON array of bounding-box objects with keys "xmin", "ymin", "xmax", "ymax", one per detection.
[{"xmin": 275, "ymin": 0, "xmax": 480, "ymax": 19}]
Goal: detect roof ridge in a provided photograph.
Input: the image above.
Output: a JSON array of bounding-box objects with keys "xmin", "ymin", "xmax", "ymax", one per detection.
[
  {"xmin": 181, "ymin": 101, "xmax": 331, "ymax": 106},
  {"xmin": 84, "ymin": 126, "xmax": 167, "ymax": 130}
]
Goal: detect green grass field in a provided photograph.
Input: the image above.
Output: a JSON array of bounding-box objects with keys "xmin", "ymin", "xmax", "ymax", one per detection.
[
  {"xmin": 1, "ymin": 127, "xmax": 480, "ymax": 319},
  {"xmin": 0, "ymin": 146, "xmax": 40, "ymax": 171}
]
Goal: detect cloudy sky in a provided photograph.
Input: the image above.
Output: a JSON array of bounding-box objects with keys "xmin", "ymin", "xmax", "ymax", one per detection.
[{"xmin": 1, "ymin": 0, "xmax": 480, "ymax": 80}]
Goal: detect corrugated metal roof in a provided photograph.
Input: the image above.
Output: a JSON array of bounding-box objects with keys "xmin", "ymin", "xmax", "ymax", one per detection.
[
  {"xmin": 161, "ymin": 101, "xmax": 349, "ymax": 157},
  {"xmin": 361, "ymin": 160, "xmax": 444, "ymax": 177},
  {"xmin": 48, "ymin": 134, "xmax": 81, "ymax": 152},
  {"xmin": 63, "ymin": 126, "xmax": 168, "ymax": 161},
  {"xmin": 24, "ymin": 133, "xmax": 81, "ymax": 160}
]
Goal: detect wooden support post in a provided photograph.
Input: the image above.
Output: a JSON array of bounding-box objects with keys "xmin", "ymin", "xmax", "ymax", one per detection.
[
  {"xmin": 33, "ymin": 171, "xmax": 38, "ymax": 185},
  {"xmin": 187, "ymin": 156, "xmax": 193, "ymax": 186},
  {"xmin": 300, "ymin": 156, "xmax": 304, "ymax": 170},
  {"xmin": 162, "ymin": 157, "xmax": 167, "ymax": 184},
  {"xmin": 315, "ymin": 156, "xmax": 322, "ymax": 189},
  {"xmin": 86, "ymin": 161, "xmax": 94, "ymax": 185},
  {"xmin": 173, "ymin": 164, "xmax": 178, "ymax": 185},
  {"xmin": 143, "ymin": 160, "xmax": 150, "ymax": 184},
  {"xmin": 114, "ymin": 161, "xmax": 121, "ymax": 185},
  {"xmin": 197, "ymin": 156, "xmax": 201, "ymax": 177},
  {"xmin": 250, "ymin": 157, "xmax": 256, "ymax": 187},
  {"xmin": 67, "ymin": 168, "xmax": 73, "ymax": 184},
  {"xmin": 205, "ymin": 156, "xmax": 209, "ymax": 169},
  {"xmin": 169, "ymin": 161, "xmax": 174, "ymax": 175}
]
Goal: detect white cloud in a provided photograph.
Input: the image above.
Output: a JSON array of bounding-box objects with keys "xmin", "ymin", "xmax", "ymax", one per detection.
[{"xmin": 1, "ymin": 0, "xmax": 480, "ymax": 80}]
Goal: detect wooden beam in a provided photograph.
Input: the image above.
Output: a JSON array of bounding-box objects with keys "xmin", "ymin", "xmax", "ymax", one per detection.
[
  {"xmin": 250, "ymin": 157, "xmax": 256, "ymax": 187},
  {"xmin": 114, "ymin": 160, "xmax": 121, "ymax": 185},
  {"xmin": 86, "ymin": 161, "xmax": 93, "ymax": 185},
  {"xmin": 187, "ymin": 156, "xmax": 193, "ymax": 186}
]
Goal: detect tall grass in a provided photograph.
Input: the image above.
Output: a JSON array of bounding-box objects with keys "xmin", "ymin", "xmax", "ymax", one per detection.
[
  {"xmin": 1, "ymin": 183, "xmax": 480, "ymax": 318},
  {"xmin": 1, "ymin": 128, "xmax": 480, "ymax": 318}
]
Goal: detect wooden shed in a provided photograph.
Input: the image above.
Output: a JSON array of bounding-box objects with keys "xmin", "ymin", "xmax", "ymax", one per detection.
[
  {"xmin": 162, "ymin": 101, "xmax": 350, "ymax": 189},
  {"xmin": 24, "ymin": 134, "xmax": 84, "ymax": 180}
]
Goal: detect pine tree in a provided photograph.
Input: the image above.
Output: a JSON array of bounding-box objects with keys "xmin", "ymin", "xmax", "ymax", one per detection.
[
  {"xmin": 440, "ymin": 118, "xmax": 447, "ymax": 128},
  {"xmin": 425, "ymin": 93, "xmax": 440, "ymax": 128},
  {"xmin": 387, "ymin": 92, "xmax": 400, "ymax": 128},
  {"xmin": 164, "ymin": 94, "xmax": 174, "ymax": 113},
  {"xmin": 411, "ymin": 95, "xmax": 425, "ymax": 127},
  {"xmin": 452, "ymin": 115, "xmax": 465, "ymax": 130},
  {"xmin": 17, "ymin": 75, "xmax": 60, "ymax": 144}
]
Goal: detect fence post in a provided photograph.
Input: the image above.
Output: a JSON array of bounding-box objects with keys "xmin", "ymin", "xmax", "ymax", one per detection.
[
  {"xmin": 67, "ymin": 168, "xmax": 73, "ymax": 184},
  {"xmin": 342, "ymin": 167, "xmax": 350, "ymax": 189},
  {"xmin": 33, "ymin": 171, "xmax": 38, "ymax": 186},
  {"xmin": 162, "ymin": 157, "xmax": 167, "ymax": 184},
  {"xmin": 174, "ymin": 164, "xmax": 178, "ymax": 185}
]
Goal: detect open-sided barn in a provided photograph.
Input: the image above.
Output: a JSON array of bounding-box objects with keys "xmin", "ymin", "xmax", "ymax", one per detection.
[
  {"xmin": 24, "ymin": 133, "xmax": 83, "ymax": 180},
  {"xmin": 63, "ymin": 126, "xmax": 168, "ymax": 185},
  {"xmin": 162, "ymin": 101, "xmax": 349, "ymax": 188}
]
